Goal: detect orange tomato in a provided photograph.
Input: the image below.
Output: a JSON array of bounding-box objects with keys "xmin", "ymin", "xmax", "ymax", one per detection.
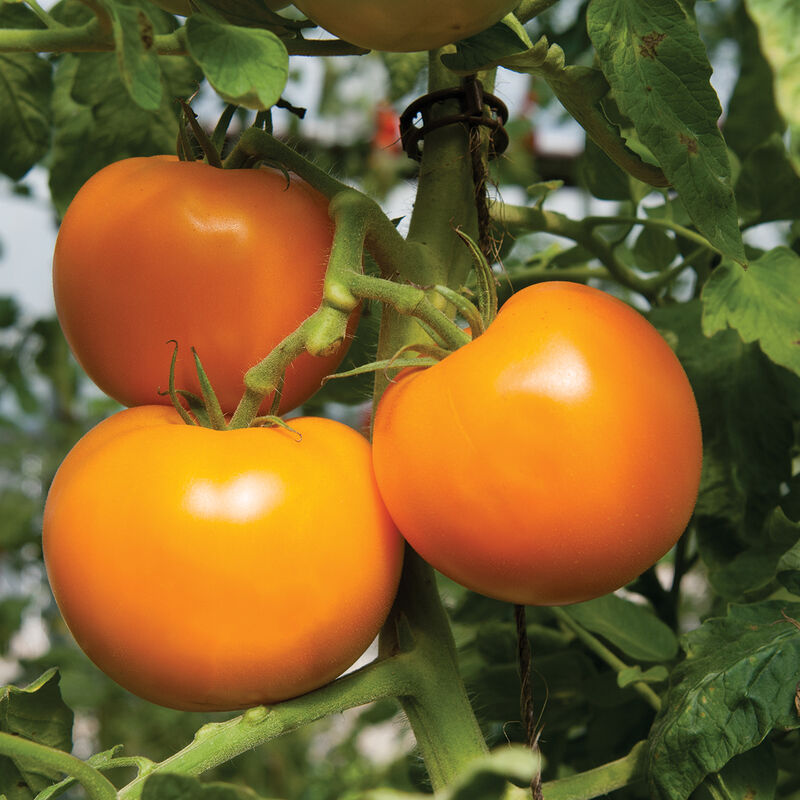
[
  {"xmin": 43, "ymin": 407, "xmax": 402, "ymax": 711},
  {"xmin": 292, "ymin": 0, "xmax": 519, "ymax": 52},
  {"xmin": 372, "ymin": 282, "xmax": 702, "ymax": 606},
  {"xmin": 53, "ymin": 157, "xmax": 355, "ymax": 415}
]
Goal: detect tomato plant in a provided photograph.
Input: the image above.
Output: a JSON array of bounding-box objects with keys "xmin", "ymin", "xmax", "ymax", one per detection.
[
  {"xmin": 372, "ymin": 282, "xmax": 703, "ymax": 606},
  {"xmin": 291, "ymin": 0, "xmax": 519, "ymax": 52},
  {"xmin": 52, "ymin": 156, "xmax": 355, "ymax": 416},
  {"xmin": 3, "ymin": 1, "xmax": 800, "ymax": 799},
  {"xmin": 43, "ymin": 406, "xmax": 402, "ymax": 711}
]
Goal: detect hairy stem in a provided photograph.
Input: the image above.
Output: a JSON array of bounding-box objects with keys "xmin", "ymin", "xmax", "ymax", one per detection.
[
  {"xmin": 388, "ymin": 552, "xmax": 489, "ymax": 790},
  {"xmin": 118, "ymin": 656, "xmax": 414, "ymax": 800}
]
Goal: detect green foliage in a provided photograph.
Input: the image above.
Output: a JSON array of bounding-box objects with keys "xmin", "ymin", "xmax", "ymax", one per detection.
[
  {"xmin": 0, "ymin": 3, "xmax": 51, "ymax": 180},
  {"xmin": 184, "ymin": 16, "xmax": 288, "ymax": 110},
  {"xmin": 0, "ymin": 670, "xmax": 73, "ymax": 795},
  {"xmin": 742, "ymin": 0, "xmax": 800, "ymax": 168},
  {"xmin": 563, "ymin": 595, "xmax": 679, "ymax": 663},
  {"xmin": 701, "ymin": 248, "xmax": 800, "ymax": 376},
  {"xmin": 0, "ymin": 0, "xmax": 799, "ymax": 797},
  {"xmin": 586, "ymin": 0, "xmax": 745, "ymax": 264},
  {"xmin": 648, "ymin": 602, "xmax": 800, "ymax": 800}
]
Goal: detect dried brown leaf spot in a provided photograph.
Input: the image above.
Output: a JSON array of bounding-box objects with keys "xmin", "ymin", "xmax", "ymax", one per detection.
[
  {"xmin": 639, "ymin": 31, "xmax": 667, "ymax": 59},
  {"xmin": 679, "ymin": 133, "xmax": 698, "ymax": 154}
]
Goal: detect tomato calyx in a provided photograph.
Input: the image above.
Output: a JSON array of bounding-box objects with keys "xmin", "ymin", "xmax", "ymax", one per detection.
[{"xmin": 164, "ymin": 341, "xmax": 299, "ymax": 435}]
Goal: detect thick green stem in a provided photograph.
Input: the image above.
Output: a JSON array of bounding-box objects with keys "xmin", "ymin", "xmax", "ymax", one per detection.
[
  {"xmin": 118, "ymin": 656, "xmax": 414, "ymax": 800},
  {"xmin": 0, "ymin": 732, "xmax": 117, "ymax": 800},
  {"xmin": 388, "ymin": 552, "xmax": 489, "ymax": 791},
  {"xmin": 551, "ymin": 608, "xmax": 662, "ymax": 712},
  {"xmin": 372, "ymin": 51, "xmax": 482, "ymax": 400},
  {"xmin": 366, "ymin": 54, "xmax": 492, "ymax": 791}
]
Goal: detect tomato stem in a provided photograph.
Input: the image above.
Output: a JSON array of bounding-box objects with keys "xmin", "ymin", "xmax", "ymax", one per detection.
[
  {"xmin": 0, "ymin": 731, "xmax": 117, "ymax": 800},
  {"xmin": 491, "ymin": 203, "xmax": 697, "ymax": 300},
  {"xmin": 386, "ymin": 551, "xmax": 489, "ymax": 791},
  {"xmin": 116, "ymin": 655, "xmax": 416, "ymax": 800},
  {"xmin": 551, "ymin": 608, "xmax": 663, "ymax": 712}
]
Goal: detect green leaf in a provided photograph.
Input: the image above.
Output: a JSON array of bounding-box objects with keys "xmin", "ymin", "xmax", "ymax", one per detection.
[
  {"xmin": 442, "ymin": 15, "xmax": 529, "ymax": 74},
  {"xmin": 108, "ymin": 0, "xmax": 164, "ymax": 111},
  {"xmin": 141, "ymin": 773, "xmax": 270, "ymax": 799},
  {"xmin": 579, "ymin": 137, "xmax": 634, "ymax": 201},
  {"xmin": 691, "ymin": 741, "xmax": 777, "ymax": 800},
  {"xmin": 185, "ymin": 16, "xmax": 288, "ymax": 110},
  {"xmin": 442, "ymin": 32, "xmax": 668, "ymax": 188},
  {"xmin": 48, "ymin": 36, "xmax": 200, "ymax": 214},
  {"xmin": 587, "ymin": 0, "xmax": 746, "ymax": 264},
  {"xmin": 355, "ymin": 746, "xmax": 538, "ymax": 800},
  {"xmin": 774, "ymin": 510, "xmax": 800, "ymax": 594},
  {"xmin": 617, "ymin": 665, "xmax": 669, "ymax": 688},
  {"xmin": 647, "ymin": 601, "xmax": 800, "ymax": 800},
  {"xmin": 735, "ymin": 134, "xmax": 800, "ymax": 226},
  {"xmin": 0, "ymin": 671, "xmax": 73, "ymax": 796},
  {"xmin": 563, "ymin": 594, "xmax": 678, "ymax": 662},
  {"xmin": 701, "ymin": 247, "xmax": 800, "ymax": 377},
  {"xmin": 0, "ymin": 2, "xmax": 53, "ymax": 180},
  {"xmin": 632, "ymin": 225, "xmax": 678, "ymax": 272},
  {"xmin": 742, "ymin": 0, "xmax": 800, "ymax": 170},
  {"xmin": 723, "ymin": 2, "xmax": 785, "ymax": 158}
]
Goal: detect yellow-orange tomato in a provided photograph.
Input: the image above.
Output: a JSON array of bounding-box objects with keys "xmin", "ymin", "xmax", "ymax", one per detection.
[
  {"xmin": 43, "ymin": 407, "xmax": 402, "ymax": 711},
  {"xmin": 372, "ymin": 282, "xmax": 702, "ymax": 606},
  {"xmin": 292, "ymin": 0, "xmax": 519, "ymax": 52},
  {"xmin": 53, "ymin": 157, "xmax": 355, "ymax": 415}
]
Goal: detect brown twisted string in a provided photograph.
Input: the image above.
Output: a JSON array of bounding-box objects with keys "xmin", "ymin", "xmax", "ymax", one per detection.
[
  {"xmin": 469, "ymin": 124, "xmax": 494, "ymax": 264},
  {"xmin": 515, "ymin": 603, "xmax": 543, "ymax": 799}
]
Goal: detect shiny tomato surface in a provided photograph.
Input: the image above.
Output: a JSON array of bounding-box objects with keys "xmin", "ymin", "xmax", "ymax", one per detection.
[
  {"xmin": 43, "ymin": 407, "xmax": 402, "ymax": 711},
  {"xmin": 372, "ymin": 282, "xmax": 702, "ymax": 606},
  {"xmin": 292, "ymin": 0, "xmax": 518, "ymax": 52},
  {"xmin": 53, "ymin": 157, "xmax": 353, "ymax": 415}
]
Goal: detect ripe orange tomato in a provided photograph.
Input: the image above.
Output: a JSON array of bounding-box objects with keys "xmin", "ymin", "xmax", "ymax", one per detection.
[
  {"xmin": 43, "ymin": 407, "xmax": 402, "ymax": 711},
  {"xmin": 372, "ymin": 282, "xmax": 702, "ymax": 606},
  {"xmin": 53, "ymin": 157, "xmax": 355, "ymax": 415},
  {"xmin": 292, "ymin": 0, "xmax": 519, "ymax": 52}
]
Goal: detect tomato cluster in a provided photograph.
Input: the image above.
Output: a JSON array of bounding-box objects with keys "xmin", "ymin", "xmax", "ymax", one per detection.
[
  {"xmin": 45, "ymin": 158, "xmax": 399, "ymax": 711},
  {"xmin": 46, "ymin": 153, "xmax": 702, "ymax": 711}
]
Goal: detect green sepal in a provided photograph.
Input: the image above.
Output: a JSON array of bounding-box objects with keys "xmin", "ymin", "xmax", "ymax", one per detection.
[{"xmin": 191, "ymin": 348, "xmax": 227, "ymax": 430}]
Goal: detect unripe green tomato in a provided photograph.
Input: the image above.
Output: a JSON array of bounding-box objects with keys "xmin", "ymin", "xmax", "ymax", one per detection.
[{"xmin": 292, "ymin": 0, "xmax": 519, "ymax": 51}]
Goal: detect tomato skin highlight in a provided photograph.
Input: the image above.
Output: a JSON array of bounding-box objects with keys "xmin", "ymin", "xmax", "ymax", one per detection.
[
  {"xmin": 43, "ymin": 407, "xmax": 402, "ymax": 711},
  {"xmin": 372, "ymin": 282, "xmax": 702, "ymax": 606},
  {"xmin": 53, "ymin": 157, "xmax": 355, "ymax": 415},
  {"xmin": 292, "ymin": 0, "xmax": 519, "ymax": 52}
]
